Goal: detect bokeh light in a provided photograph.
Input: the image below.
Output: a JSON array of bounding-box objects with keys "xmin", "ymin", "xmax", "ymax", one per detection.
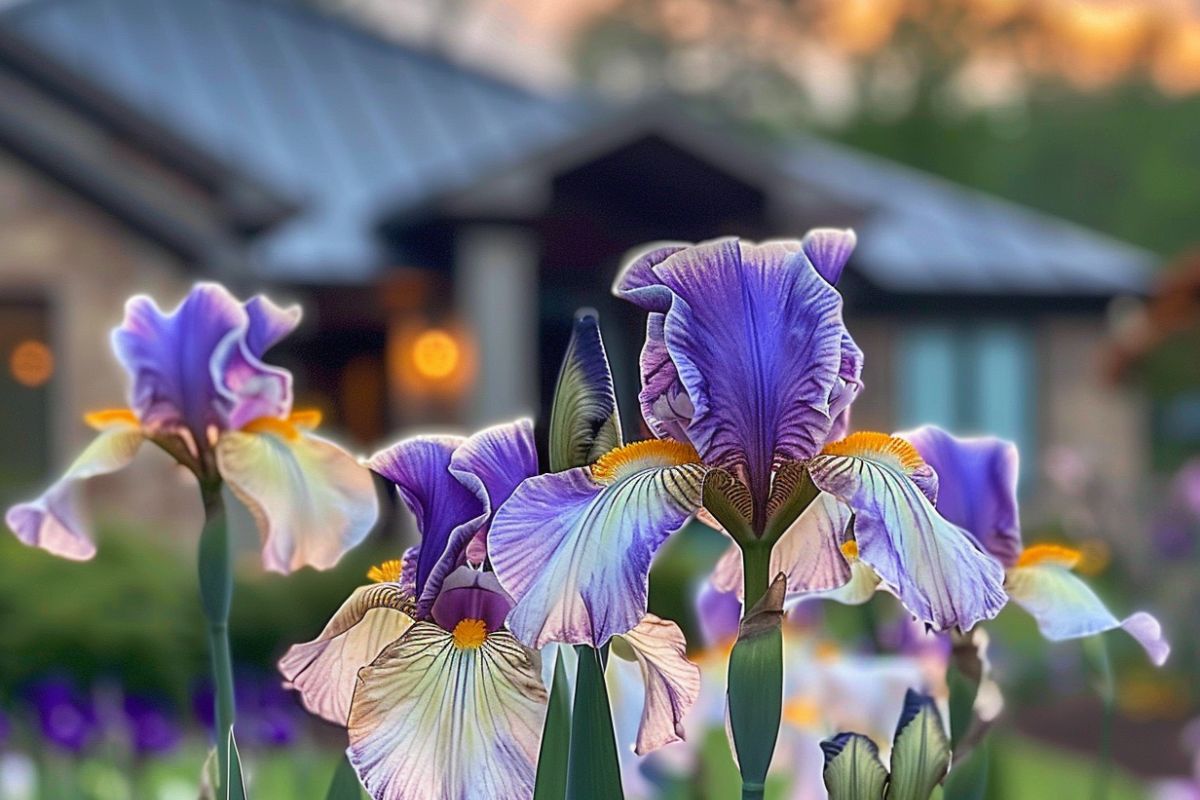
[
  {"xmin": 410, "ymin": 328, "xmax": 461, "ymax": 381},
  {"xmin": 9, "ymin": 339, "xmax": 54, "ymax": 387}
]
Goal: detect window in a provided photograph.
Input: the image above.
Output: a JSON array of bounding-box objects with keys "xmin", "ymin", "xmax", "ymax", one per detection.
[{"xmin": 897, "ymin": 322, "xmax": 1035, "ymax": 487}]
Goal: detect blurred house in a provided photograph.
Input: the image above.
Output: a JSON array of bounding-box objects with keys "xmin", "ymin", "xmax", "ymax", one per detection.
[{"xmin": 0, "ymin": 0, "xmax": 1154, "ymax": 520}]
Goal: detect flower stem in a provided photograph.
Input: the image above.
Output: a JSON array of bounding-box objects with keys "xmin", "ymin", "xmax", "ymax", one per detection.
[
  {"xmin": 198, "ymin": 481, "xmax": 236, "ymax": 791},
  {"xmin": 740, "ymin": 541, "xmax": 772, "ymax": 612}
]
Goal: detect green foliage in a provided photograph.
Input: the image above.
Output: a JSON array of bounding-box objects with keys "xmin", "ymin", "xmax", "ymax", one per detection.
[
  {"xmin": 567, "ymin": 645, "xmax": 624, "ymax": 800},
  {"xmin": 727, "ymin": 577, "xmax": 785, "ymax": 800},
  {"xmin": 888, "ymin": 691, "xmax": 951, "ymax": 800},
  {"xmin": 943, "ymin": 740, "xmax": 989, "ymax": 800},
  {"xmin": 325, "ymin": 754, "xmax": 368, "ymax": 800},
  {"xmin": 822, "ymin": 734, "xmax": 889, "ymax": 800},
  {"xmin": 534, "ymin": 649, "xmax": 573, "ymax": 800}
]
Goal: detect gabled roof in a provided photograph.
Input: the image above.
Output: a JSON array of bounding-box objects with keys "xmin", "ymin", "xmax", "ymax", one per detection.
[
  {"xmin": 1, "ymin": 0, "xmax": 1155, "ymax": 295},
  {"xmin": 0, "ymin": 0, "xmax": 597, "ymax": 280}
]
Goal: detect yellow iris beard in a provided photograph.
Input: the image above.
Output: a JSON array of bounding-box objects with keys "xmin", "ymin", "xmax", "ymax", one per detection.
[
  {"xmin": 1016, "ymin": 543, "xmax": 1082, "ymax": 569},
  {"xmin": 452, "ymin": 618, "xmax": 488, "ymax": 649},
  {"xmin": 821, "ymin": 431, "xmax": 927, "ymax": 473},
  {"xmin": 590, "ymin": 439, "xmax": 701, "ymax": 484},
  {"xmin": 367, "ymin": 559, "xmax": 404, "ymax": 584},
  {"xmin": 240, "ymin": 409, "xmax": 324, "ymax": 441}
]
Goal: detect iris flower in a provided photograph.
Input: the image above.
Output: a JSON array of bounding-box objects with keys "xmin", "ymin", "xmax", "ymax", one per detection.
[
  {"xmin": 281, "ymin": 417, "xmax": 700, "ymax": 799},
  {"xmin": 5, "ymin": 283, "xmax": 378, "ymax": 572},
  {"xmin": 522, "ymin": 232, "xmax": 1002, "ymax": 633},
  {"xmin": 901, "ymin": 425, "xmax": 1170, "ymax": 665}
]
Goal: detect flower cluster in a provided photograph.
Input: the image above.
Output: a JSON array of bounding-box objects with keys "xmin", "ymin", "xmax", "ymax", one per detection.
[{"xmin": 4, "ymin": 231, "xmax": 1170, "ymax": 800}]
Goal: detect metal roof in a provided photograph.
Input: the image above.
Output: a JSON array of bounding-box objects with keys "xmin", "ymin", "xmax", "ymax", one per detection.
[
  {"xmin": 0, "ymin": 0, "xmax": 1154, "ymax": 294},
  {"xmin": 0, "ymin": 0, "xmax": 596, "ymax": 280}
]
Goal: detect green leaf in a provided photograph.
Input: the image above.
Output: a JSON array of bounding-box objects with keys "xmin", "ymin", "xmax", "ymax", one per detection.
[
  {"xmin": 942, "ymin": 738, "xmax": 989, "ymax": 800},
  {"xmin": 534, "ymin": 649, "xmax": 573, "ymax": 800},
  {"xmin": 548, "ymin": 309, "xmax": 622, "ymax": 472},
  {"xmin": 727, "ymin": 575, "xmax": 786, "ymax": 798},
  {"xmin": 227, "ymin": 730, "xmax": 247, "ymax": 800},
  {"xmin": 325, "ymin": 753, "xmax": 367, "ymax": 800},
  {"xmin": 567, "ymin": 645, "xmax": 624, "ymax": 800},
  {"xmin": 887, "ymin": 690, "xmax": 951, "ymax": 800},
  {"xmin": 200, "ymin": 730, "xmax": 248, "ymax": 800},
  {"xmin": 821, "ymin": 733, "xmax": 889, "ymax": 800}
]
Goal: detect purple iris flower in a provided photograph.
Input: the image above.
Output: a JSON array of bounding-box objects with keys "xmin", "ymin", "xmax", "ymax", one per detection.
[
  {"xmin": 122, "ymin": 695, "xmax": 181, "ymax": 757},
  {"xmin": 5, "ymin": 282, "xmax": 378, "ymax": 573},
  {"xmin": 28, "ymin": 679, "xmax": 99, "ymax": 754},
  {"xmin": 901, "ymin": 425, "xmax": 1169, "ymax": 665}
]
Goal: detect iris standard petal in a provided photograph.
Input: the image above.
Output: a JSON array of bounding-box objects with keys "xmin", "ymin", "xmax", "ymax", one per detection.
[
  {"xmin": 711, "ymin": 493, "xmax": 853, "ymax": 598},
  {"xmin": 217, "ymin": 428, "xmax": 379, "ymax": 573},
  {"xmin": 347, "ymin": 623, "xmax": 547, "ymax": 800},
  {"xmin": 801, "ymin": 228, "xmax": 857, "ymax": 286},
  {"xmin": 810, "ymin": 433, "xmax": 1006, "ymax": 631},
  {"xmin": 429, "ymin": 567, "xmax": 514, "ymax": 633},
  {"xmin": 611, "ymin": 614, "xmax": 701, "ymax": 756},
  {"xmin": 490, "ymin": 441, "xmax": 705, "ymax": 648},
  {"xmin": 111, "ymin": 283, "xmax": 292, "ymax": 434},
  {"xmin": 278, "ymin": 583, "xmax": 414, "ymax": 725},
  {"xmin": 901, "ymin": 425, "xmax": 1021, "ymax": 567},
  {"xmin": 448, "ymin": 420, "xmax": 538, "ymax": 568},
  {"xmin": 614, "ymin": 238, "xmax": 851, "ymax": 512},
  {"xmin": 4, "ymin": 425, "xmax": 143, "ymax": 560},
  {"xmin": 367, "ymin": 436, "xmax": 479, "ymax": 601},
  {"xmin": 1007, "ymin": 548, "xmax": 1170, "ymax": 666},
  {"xmin": 243, "ymin": 295, "xmax": 301, "ymax": 356}
]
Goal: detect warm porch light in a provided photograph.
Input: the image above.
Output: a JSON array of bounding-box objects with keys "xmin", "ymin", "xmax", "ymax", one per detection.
[
  {"xmin": 411, "ymin": 328, "xmax": 461, "ymax": 381},
  {"xmin": 9, "ymin": 339, "xmax": 54, "ymax": 387}
]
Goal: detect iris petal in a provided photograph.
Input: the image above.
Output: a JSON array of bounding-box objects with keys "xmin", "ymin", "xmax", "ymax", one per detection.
[
  {"xmin": 278, "ymin": 583, "xmax": 414, "ymax": 725},
  {"xmin": 111, "ymin": 283, "xmax": 292, "ymax": 435},
  {"xmin": 4, "ymin": 427, "xmax": 143, "ymax": 560},
  {"xmin": 901, "ymin": 426, "xmax": 1021, "ymax": 567},
  {"xmin": 809, "ymin": 435, "xmax": 1006, "ymax": 631},
  {"xmin": 1006, "ymin": 562, "xmax": 1170, "ymax": 666},
  {"xmin": 217, "ymin": 429, "xmax": 378, "ymax": 573},
  {"xmin": 614, "ymin": 238, "xmax": 853, "ymax": 513},
  {"xmin": 347, "ymin": 623, "xmax": 546, "ymax": 800},
  {"xmin": 611, "ymin": 614, "xmax": 701, "ymax": 756},
  {"xmin": 490, "ymin": 454, "xmax": 704, "ymax": 648}
]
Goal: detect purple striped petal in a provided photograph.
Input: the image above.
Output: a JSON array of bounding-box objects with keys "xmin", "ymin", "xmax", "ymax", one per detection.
[
  {"xmin": 448, "ymin": 420, "xmax": 538, "ymax": 566},
  {"xmin": 489, "ymin": 442, "xmax": 705, "ymax": 647},
  {"xmin": 1007, "ymin": 551, "xmax": 1170, "ymax": 666},
  {"xmin": 802, "ymin": 228, "xmax": 857, "ymax": 286},
  {"xmin": 614, "ymin": 238, "xmax": 852, "ymax": 513},
  {"xmin": 347, "ymin": 624, "xmax": 546, "ymax": 800},
  {"xmin": 901, "ymin": 426, "xmax": 1022, "ymax": 567},
  {"xmin": 111, "ymin": 283, "xmax": 294, "ymax": 435},
  {"xmin": 5, "ymin": 426, "xmax": 143, "ymax": 560},
  {"xmin": 611, "ymin": 614, "xmax": 701, "ymax": 756},
  {"xmin": 278, "ymin": 583, "xmax": 413, "ymax": 725},
  {"xmin": 368, "ymin": 436, "xmax": 478, "ymax": 603},
  {"xmin": 810, "ymin": 434, "xmax": 1006, "ymax": 631},
  {"xmin": 217, "ymin": 429, "xmax": 379, "ymax": 573}
]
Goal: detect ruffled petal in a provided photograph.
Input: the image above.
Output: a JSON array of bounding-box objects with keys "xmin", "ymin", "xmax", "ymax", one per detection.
[
  {"xmin": 611, "ymin": 614, "xmax": 701, "ymax": 755},
  {"xmin": 111, "ymin": 283, "xmax": 292, "ymax": 434},
  {"xmin": 367, "ymin": 436, "xmax": 479, "ymax": 602},
  {"xmin": 1007, "ymin": 561, "xmax": 1170, "ymax": 666},
  {"xmin": 5, "ymin": 427, "xmax": 143, "ymax": 560},
  {"xmin": 711, "ymin": 493, "xmax": 853, "ymax": 599},
  {"xmin": 278, "ymin": 583, "xmax": 414, "ymax": 725},
  {"xmin": 448, "ymin": 420, "xmax": 538, "ymax": 568},
  {"xmin": 802, "ymin": 228, "xmax": 857, "ymax": 286},
  {"xmin": 801, "ymin": 559, "xmax": 883, "ymax": 607},
  {"xmin": 490, "ymin": 443, "xmax": 705, "ymax": 647},
  {"xmin": 614, "ymin": 238, "xmax": 852, "ymax": 511},
  {"xmin": 810, "ymin": 433, "xmax": 1007, "ymax": 631},
  {"xmin": 347, "ymin": 623, "xmax": 547, "ymax": 800},
  {"xmin": 549, "ymin": 310, "xmax": 622, "ymax": 471},
  {"xmin": 901, "ymin": 426, "xmax": 1022, "ymax": 567},
  {"xmin": 217, "ymin": 429, "xmax": 379, "ymax": 573},
  {"xmin": 243, "ymin": 295, "xmax": 301, "ymax": 355}
]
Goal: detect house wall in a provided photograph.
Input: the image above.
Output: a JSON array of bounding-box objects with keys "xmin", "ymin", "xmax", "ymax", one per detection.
[{"xmin": 0, "ymin": 151, "xmax": 201, "ymax": 535}]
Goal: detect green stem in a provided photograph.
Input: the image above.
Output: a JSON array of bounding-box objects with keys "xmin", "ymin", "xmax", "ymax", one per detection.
[
  {"xmin": 198, "ymin": 482, "xmax": 236, "ymax": 792},
  {"xmin": 740, "ymin": 541, "xmax": 772, "ymax": 613}
]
